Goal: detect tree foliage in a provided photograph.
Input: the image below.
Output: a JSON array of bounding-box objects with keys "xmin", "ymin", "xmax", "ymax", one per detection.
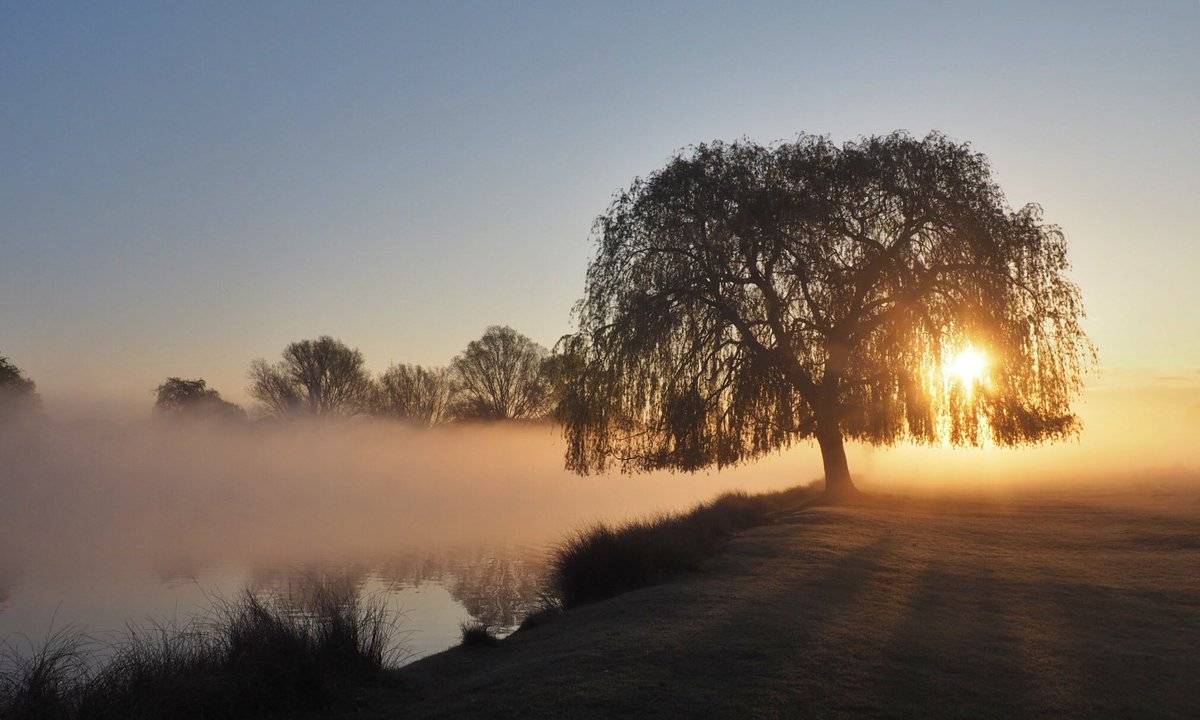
[
  {"xmin": 541, "ymin": 347, "xmax": 585, "ymax": 423},
  {"xmin": 249, "ymin": 336, "xmax": 372, "ymax": 417},
  {"xmin": 372, "ymin": 364, "xmax": 456, "ymax": 426},
  {"xmin": 0, "ymin": 354, "xmax": 40, "ymax": 414},
  {"xmin": 154, "ymin": 377, "xmax": 245, "ymax": 421},
  {"xmin": 451, "ymin": 326, "xmax": 553, "ymax": 420},
  {"xmin": 563, "ymin": 132, "xmax": 1094, "ymax": 480}
]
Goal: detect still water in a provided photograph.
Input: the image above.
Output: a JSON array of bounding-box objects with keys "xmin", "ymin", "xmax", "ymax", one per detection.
[
  {"xmin": 0, "ymin": 545, "xmax": 548, "ymax": 665},
  {"xmin": 0, "ymin": 417, "xmax": 805, "ymax": 668}
]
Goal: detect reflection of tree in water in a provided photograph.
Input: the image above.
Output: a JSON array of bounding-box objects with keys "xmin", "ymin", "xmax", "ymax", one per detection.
[
  {"xmin": 246, "ymin": 564, "xmax": 372, "ymax": 614},
  {"xmin": 373, "ymin": 552, "xmax": 450, "ymax": 588},
  {"xmin": 445, "ymin": 549, "xmax": 545, "ymax": 630},
  {"xmin": 240, "ymin": 548, "xmax": 547, "ymax": 633},
  {"xmin": 376, "ymin": 547, "xmax": 548, "ymax": 632},
  {"xmin": 149, "ymin": 552, "xmax": 207, "ymax": 586}
]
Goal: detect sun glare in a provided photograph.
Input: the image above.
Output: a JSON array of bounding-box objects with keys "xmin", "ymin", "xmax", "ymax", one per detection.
[{"xmin": 946, "ymin": 346, "xmax": 989, "ymax": 389}]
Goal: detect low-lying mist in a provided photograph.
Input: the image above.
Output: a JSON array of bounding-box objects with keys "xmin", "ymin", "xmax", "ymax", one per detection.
[
  {"xmin": 0, "ymin": 414, "xmax": 805, "ymax": 581},
  {"xmin": 3, "ymin": 379, "xmax": 1198, "ymax": 582}
]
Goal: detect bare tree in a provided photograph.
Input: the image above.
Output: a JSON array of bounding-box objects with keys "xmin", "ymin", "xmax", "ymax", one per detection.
[
  {"xmin": 451, "ymin": 326, "xmax": 553, "ymax": 420},
  {"xmin": 372, "ymin": 364, "xmax": 456, "ymax": 426},
  {"xmin": 249, "ymin": 336, "xmax": 372, "ymax": 417},
  {"xmin": 154, "ymin": 377, "xmax": 245, "ymax": 421},
  {"xmin": 564, "ymin": 132, "xmax": 1094, "ymax": 497}
]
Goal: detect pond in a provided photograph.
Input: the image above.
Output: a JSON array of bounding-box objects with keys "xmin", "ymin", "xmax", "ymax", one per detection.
[
  {"xmin": 0, "ymin": 416, "xmax": 801, "ymax": 668},
  {"xmin": 0, "ymin": 545, "xmax": 549, "ymax": 666}
]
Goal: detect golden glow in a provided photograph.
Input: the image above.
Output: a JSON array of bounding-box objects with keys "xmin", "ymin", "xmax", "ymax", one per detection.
[{"xmin": 946, "ymin": 346, "xmax": 989, "ymax": 389}]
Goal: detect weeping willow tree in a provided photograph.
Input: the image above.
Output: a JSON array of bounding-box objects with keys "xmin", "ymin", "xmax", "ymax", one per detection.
[{"xmin": 562, "ymin": 132, "xmax": 1094, "ymax": 497}]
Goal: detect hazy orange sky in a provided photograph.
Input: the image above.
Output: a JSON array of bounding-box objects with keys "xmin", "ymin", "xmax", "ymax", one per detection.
[{"xmin": 2, "ymin": 3, "xmax": 1197, "ymax": 462}]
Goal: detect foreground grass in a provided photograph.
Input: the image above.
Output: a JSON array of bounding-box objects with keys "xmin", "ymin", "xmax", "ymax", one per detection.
[
  {"xmin": 0, "ymin": 484, "xmax": 813, "ymax": 719},
  {"xmin": 0, "ymin": 581, "xmax": 397, "ymax": 720},
  {"xmin": 361, "ymin": 489, "xmax": 1200, "ymax": 719},
  {"xmin": 548, "ymin": 484, "xmax": 818, "ymax": 609}
]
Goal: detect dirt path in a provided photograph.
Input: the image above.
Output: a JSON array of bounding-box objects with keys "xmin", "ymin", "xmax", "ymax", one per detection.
[{"xmin": 343, "ymin": 494, "xmax": 1200, "ymax": 719}]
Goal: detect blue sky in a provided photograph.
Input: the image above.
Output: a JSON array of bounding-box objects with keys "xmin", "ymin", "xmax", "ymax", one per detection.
[{"xmin": 2, "ymin": 1, "xmax": 1197, "ymax": 403}]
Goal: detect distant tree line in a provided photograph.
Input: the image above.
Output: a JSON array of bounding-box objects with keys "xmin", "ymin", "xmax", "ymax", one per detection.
[
  {"xmin": 153, "ymin": 377, "xmax": 246, "ymax": 422},
  {"xmin": 0, "ymin": 354, "xmax": 40, "ymax": 416},
  {"xmin": 150, "ymin": 325, "xmax": 564, "ymax": 426}
]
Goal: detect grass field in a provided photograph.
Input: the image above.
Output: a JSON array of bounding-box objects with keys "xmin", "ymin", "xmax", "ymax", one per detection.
[{"xmin": 345, "ymin": 487, "xmax": 1200, "ymax": 719}]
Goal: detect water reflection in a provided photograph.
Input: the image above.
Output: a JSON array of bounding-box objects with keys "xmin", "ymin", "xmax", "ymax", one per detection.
[
  {"xmin": 250, "ymin": 545, "xmax": 548, "ymax": 635},
  {"xmin": 376, "ymin": 546, "xmax": 547, "ymax": 631},
  {"xmin": 0, "ymin": 546, "xmax": 549, "ymax": 668},
  {"xmin": 149, "ymin": 553, "xmax": 207, "ymax": 586}
]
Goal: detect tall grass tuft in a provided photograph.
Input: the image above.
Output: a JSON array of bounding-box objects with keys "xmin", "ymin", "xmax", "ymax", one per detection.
[
  {"xmin": 549, "ymin": 485, "xmax": 816, "ymax": 608},
  {"xmin": 0, "ymin": 579, "xmax": 400, "ymax": 720},
  {"xmin": 458, "ymin": 621, "xmax": 499, "ymax": 648},
  {"xmin": 515, "ymin": 592, "xmax": 564, "ymax": 633},
  {"xmin": 0, "ymin": 629, "xmax": 89, "ymax": 720}
]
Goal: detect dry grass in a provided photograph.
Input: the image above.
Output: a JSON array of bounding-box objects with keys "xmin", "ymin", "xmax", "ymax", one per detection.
[
  {"xmin": 458, "ymin": 622, "xmax": 499, "ymax": 648},
  {"xmin": 363, "ymin": 488, "xmax": 1200, "ymax": 719},
  {"xmin": 0, "ymin": 581, "xmax": 399, "ymax": 720},
  {"xmin": 549, "ymin": 484, "xmax": 818, "ymax": 608}
]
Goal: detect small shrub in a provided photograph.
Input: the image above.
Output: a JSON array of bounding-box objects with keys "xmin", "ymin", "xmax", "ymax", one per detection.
[{"xmin": 459, "ymin": 622, "xmax": 498, "ymax": 648}]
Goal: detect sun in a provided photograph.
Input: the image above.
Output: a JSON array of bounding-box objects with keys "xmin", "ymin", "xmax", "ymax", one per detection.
[{"xmin": 946, "ymin": 345, "xmax": 989, "ymax": 388}]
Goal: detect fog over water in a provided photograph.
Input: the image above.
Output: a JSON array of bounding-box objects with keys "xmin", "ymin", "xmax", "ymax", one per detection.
[
  {"xmin": 2, "ymin": 381, "xmax": 1198, "ymax": 660},
  {"xmin": 0, "ymin": 411, "xmax": 817, "ymax": 660},
  {"xmin": 1, "ymin": 415, "xmax": 805, "ymax": 573},
  {"xmin": 4, "ymin": 381, "xmax": 1200, "ymax": 570}
]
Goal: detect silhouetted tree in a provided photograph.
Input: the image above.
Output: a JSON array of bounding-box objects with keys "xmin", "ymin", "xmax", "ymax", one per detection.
[
  {"xmin": 541, "ymin": 344, "xmax": 584, "ymax": 423},
  {"xmin": 0, "ymin": 354, "xmax": 40, "ymax": 414},
  {"xmin": 563, "ymin": 132, "xmax": 1093, "ymax": 497},
  {"xmin": 154, "ymin": 377, "xmax": 245, "ymax": 421},
  {"xmin": 372, "ymin": 364, "xmax": 457, "ymax": 426},
  {"xmin": 451, "ymin": 326, "xmax": 553, "ymax": 420},
  {"xmin": 249, "ymin": 336, "xmax": 372, "ymax": 417}
]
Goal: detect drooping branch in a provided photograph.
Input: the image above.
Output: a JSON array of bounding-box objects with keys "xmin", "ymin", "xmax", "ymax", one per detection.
[{"xmin": 565, "ymin": 132, "xmax": 1094, "ymax": 475}]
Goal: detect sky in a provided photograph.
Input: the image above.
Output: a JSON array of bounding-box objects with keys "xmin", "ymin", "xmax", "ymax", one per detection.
[{"xmin": 2, "ymin": 1, "xmax": 1198, "ymax": 410}]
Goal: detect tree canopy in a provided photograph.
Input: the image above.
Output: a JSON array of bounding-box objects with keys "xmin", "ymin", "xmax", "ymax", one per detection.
[
  {"xmin": 562, "ymin": 132, "xmax": 1093, "ymax": 494},
  {"xmin": 452, "ymin": 326, "xmax": 553, "ymax": 420},
  {"xmin": 0, "ymin": 354, "xmax": 40, "ymax": 414},
  {"xmin": 373, "ymin": 364, "xmax": 456, "ymax": 426},
  {"xmin": 154, "ymin": 377, "xmax": 245, "ymax": 421},
  {"xmin": 249, "ymin": 336, "xmax": 372, "ymax": 417}
]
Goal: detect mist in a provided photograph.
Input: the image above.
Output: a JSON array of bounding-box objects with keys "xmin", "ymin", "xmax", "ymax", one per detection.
[
  {"xmin": 0, "ymin": 412, "xmax": 805, "ymax": 581},
  {"xmin": 2, "ymin": 383, "xmax": 1198, "ymax": 690},
  {"xmin": 3, "ymin": 378, "xmax": 1198, "ymax": 583}
]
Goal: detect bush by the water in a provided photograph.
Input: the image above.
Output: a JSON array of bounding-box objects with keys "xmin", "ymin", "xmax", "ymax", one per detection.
[
  {"xmin": 459, "ymin": 621, "xmax": 499, "ymax": 647},
  {"xmin": 0, "ymin": 581, "xmax": 398, "ymax": 720},
  {"xmin": 550, "ymin": 484, "xmax": 815, "ymax": 608}
]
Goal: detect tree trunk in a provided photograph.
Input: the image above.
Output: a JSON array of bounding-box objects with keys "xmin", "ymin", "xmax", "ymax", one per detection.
[{"xmin": 817, "ymin": 431, "xmax": 857, "ymax": 499}]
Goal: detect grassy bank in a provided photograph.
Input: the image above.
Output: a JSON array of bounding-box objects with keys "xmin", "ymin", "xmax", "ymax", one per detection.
[
  {"xmin": 2, "ymin": 484, "xmax": 815, "ymax": 719},
  {"xmin": 547, "ymin": 484, "xmax": 818, "ymax": 609},
  {"xmin": 0, "ymin": 581, "xmax": 397, "ymax": 720},
  {"xmin": 360, "ymin": 488, "xmax": 1200, "ymax": 719}
]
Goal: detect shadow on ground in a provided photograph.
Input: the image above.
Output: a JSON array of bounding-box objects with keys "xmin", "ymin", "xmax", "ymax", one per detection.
[{"xmin": 336, "ymin": 492, "xmax": 1200, "ymax": 719}]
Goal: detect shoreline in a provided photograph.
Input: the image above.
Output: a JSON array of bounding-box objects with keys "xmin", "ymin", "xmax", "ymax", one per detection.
[{"xmin": 339, "ymin": 491, "xmax": 1200, "ymax": 719}]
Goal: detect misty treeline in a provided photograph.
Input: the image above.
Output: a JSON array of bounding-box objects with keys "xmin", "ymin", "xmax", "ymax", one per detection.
[
  {"xmin": 160, "ymin": 326, "xmax": 563, "ymax": 425},
  {"xmin": 1, "ymin": 326, "xmax": 563, "ymax": 427},
  {"xmin": 0, "ymin": 354, "xmax": 40, "ymax": 417}
]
